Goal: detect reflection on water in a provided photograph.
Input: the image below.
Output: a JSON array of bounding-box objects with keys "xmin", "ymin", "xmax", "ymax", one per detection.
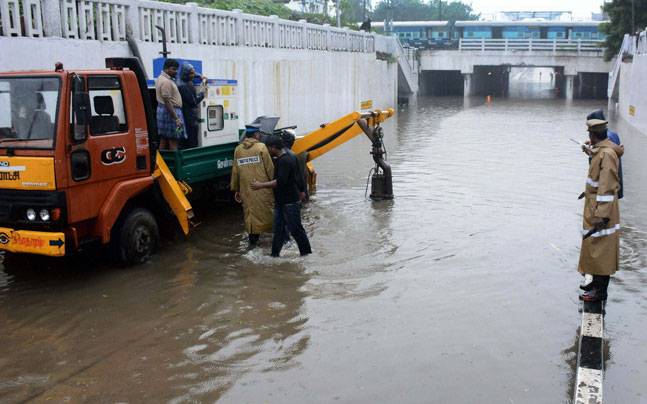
[
  {"xmin": 1, "ymin": 97, "xmax": 646, "ymax": 403},
  {"xmin": 509, "ymin": 67, "xmax": 557, "ymax": 99}
]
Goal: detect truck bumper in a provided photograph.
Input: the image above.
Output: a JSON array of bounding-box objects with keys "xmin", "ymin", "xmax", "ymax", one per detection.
[{"xmin": 0, "ymin": 227, "xmax": 66, "ymax": 257}]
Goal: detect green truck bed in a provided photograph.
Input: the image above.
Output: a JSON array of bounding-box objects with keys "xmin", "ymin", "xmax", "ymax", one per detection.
[{"xmin": 160, "ymin": 142, "xmax": 238, "ymax": 185}]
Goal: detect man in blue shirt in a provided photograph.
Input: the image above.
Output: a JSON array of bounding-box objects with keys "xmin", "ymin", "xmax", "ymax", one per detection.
[{"xmin": 585, "ymin": 109, "xmax": 624, "ymax": 199}]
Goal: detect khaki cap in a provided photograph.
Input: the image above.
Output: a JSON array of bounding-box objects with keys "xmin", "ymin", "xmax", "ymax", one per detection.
[{"xmin": 586, "ymin": 119, "xmax": 608, "ymax": 132}]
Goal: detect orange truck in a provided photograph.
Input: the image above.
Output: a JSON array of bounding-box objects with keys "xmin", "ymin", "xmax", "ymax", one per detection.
[
  {"xmin": 0, "ymin": 57, "xmax": 394, "ymax": 265},
  {"xmin": 0, "ymin": 58, "xmax": 193, "ymax": 265}
]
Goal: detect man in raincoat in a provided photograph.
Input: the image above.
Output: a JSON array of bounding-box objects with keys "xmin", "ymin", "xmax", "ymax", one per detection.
[
  {"xmin": 578, "ymin": 118, "xmax": 622, "ymax": 302},
  {"xmin": 230, "ymin": 123, "xmax": 275, "ymax": 247}
]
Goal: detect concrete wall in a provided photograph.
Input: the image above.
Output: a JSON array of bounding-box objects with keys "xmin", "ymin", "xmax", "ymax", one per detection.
[
  {"xmin": 617, "ymin": 54, "xmax": 647, "ymax": 134},
  {"xmin": 0, "ymin": 36, "xmax": 396, "ymax": 133}
]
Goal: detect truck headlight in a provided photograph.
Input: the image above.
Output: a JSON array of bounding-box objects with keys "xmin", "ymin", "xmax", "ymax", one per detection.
[
  {"xmin": 26, "ymin": 208, "xmax": 36, "ymax": 221},
  {"xmin": 39, "ymin": 209, "xmax": 50, "ymax": 221}
]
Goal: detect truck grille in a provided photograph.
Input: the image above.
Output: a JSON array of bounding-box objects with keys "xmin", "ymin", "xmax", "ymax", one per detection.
[
  {"xmin": 0, "ymin": 205, "xmax": 9, "ymax": 221},
  {"xmin": 0, "ymin": 189, "xmax": 66, "ymax": 229}
]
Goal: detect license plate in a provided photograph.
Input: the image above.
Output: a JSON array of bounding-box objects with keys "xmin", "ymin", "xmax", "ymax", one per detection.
[{"xmin": 0, "ymin": 227, "xmax": 65, "ymax": 257}]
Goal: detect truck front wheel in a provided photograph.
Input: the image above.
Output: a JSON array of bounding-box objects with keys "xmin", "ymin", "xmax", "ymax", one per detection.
[{"xmin": 115, "ymin": 208, "xmax": 159, "ymax": 266}]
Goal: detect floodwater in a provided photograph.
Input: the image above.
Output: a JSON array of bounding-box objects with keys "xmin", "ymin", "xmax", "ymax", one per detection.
[{"xmin": 2, "ymin": 97, "xmax": 647, "ymax": 403}]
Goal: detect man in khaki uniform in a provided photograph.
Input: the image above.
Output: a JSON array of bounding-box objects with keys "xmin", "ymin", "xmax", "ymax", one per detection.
[
  {"xmin": 578, "ymin": 118, "xmax": 622, "ymax": 302},
  {"xmin": 230, "ymin": 123, "xmax": 275, "ymax": 247}
]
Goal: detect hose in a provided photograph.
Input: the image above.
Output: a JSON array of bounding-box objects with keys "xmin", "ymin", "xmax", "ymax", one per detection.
[{"xmin": 365, "ymin": 167, "xmax": 376, "ymax": 199}]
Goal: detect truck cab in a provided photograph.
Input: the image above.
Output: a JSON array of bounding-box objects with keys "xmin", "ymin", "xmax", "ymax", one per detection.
[{"xmin": 0, "ymin": 59, "xmax": 179, "ymax": 264}]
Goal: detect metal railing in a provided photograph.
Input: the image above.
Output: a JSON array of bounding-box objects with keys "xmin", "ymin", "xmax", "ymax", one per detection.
[
  {"xmin": 0, "ymin": 0, "xmax": 375, "ymax": 53},
  {"xmin": 459, "ymin": 38, "xmax": 604, "ymax": 54}
]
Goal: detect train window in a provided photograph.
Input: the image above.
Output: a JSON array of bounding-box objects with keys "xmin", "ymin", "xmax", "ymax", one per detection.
[{"xmin": 467, "ymin": 32, "xmax": 474, "ymax": 38}]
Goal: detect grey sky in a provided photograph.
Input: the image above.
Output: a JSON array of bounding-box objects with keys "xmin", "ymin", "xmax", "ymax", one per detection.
[
  {"xmin": 369, "ymin": 0, "xmax": 606, "ymax": 19},
  {"xmin": 467, "ymin": 0, "xmax": 605, "ymax": 18}
]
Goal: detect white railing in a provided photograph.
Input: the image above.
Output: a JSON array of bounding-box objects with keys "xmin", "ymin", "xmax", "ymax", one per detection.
[
  {"xmin": 0, "ymin": 0, "xmax": 43, "ymax": 37},
  {"xmin": 637, "ymin": 30, "xmax": 647, "ymax": 55},
  {"xmin": 240, "ymin": 13, "xmax": 274, "ymax": 48},
  {"xmin": 393, "ymin": 37, "xmax": 418, "ymax": 93},
  {"xmin": 0, "ymin": 0, "xmax": 376, "ymax": 53},
  {"xmin": 277, "ymin": 19, "xmax": 304, "ymax": 49},
  {"xmin": 608, "ymin": 34, "xmax": 633, "ymax": 98},
  {"xmin": 197, "ymin": 7, "xmax": 237, "ymax": 46},
  {"xmin": 138, "ymin": 0, "xmax": 190, "ymax": 44},
  {"xmin": 608, "ymin": 29, "xmax": 647, "ymax": 98},
  {"xmin": 60, "ymin": 0, "xmax": 128, "ymax": 41},
  {"xmin": 459, "ymin": 38, "xmax": 604, "ymax": 54}
]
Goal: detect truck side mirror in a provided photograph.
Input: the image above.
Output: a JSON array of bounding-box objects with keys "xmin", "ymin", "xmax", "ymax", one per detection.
[{"xmin": 71, "ymin": 74, "xmax": 90, "ymax": 143}]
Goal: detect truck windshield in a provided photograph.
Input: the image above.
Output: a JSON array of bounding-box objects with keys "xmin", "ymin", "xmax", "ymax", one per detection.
[{"xmin": 0, "ymin": 77, "xmax": 60, "ymax": 149}]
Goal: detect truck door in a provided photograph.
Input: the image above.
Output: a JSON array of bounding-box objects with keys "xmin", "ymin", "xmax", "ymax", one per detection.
[{"xmin": 66, "ymin": 74, "xmax": 137, "ymax": 224}]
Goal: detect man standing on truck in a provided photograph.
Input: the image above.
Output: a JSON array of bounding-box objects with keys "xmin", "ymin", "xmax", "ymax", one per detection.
[
  {"xmin": 230, "ymin": 123, "xmax": 275, "ymax": 247},
  {"xmin": 251, "ymin": 136, "xmax": 312, "ymax": 257},
  {"xmin": 178, "ymin": 63, "xmax": 207, "ymax": 149},
  {"xmin": 155, "ymin": 58, "xmax": 186, "ymax": 151}
]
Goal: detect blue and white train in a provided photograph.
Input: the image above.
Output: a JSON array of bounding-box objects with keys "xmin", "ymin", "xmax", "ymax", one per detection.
[{"xmin": 371, "ymin": 20, "xmax": 607, "ymax": 49}]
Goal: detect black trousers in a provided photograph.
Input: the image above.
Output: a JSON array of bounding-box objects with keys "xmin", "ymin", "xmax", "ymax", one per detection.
[
  {"xmin": 592, "ymin": 275, "xmax": 610, "ymax": 293},
  {"xmin": 180, "ymin": 123, "xmax": 199, "ymax": 149},
  {"xmin": 271, "ymin": 203, "xmax": 311, "ymax": 257},
  {"xmin": 249, "ymin": 233, "xmax": 260, "ymax": 246}
]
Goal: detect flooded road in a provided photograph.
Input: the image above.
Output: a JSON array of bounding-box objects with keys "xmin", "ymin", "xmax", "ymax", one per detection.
[{"xmin": 1, "ymin": 97, "xmax": 646, "ymax": 403}]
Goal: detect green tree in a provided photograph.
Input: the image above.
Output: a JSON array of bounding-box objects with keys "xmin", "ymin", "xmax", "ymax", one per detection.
[
  {"xmin": 371, "ymin": 0, "xmax": 477, "ymax": 23},
  {"xmin": 438, "ymin": 1, "xmax": 478, "ymax": 23},
  {"xmin": 601, "ymin": 0, "xmax": 647, "ymax": 60},
  {"xmin": 174, "ymin": 0, "xmax": 293, "ymax": 19},
  {"xmin": 340, "ymin": 0, "xmax": 372, "ymax": 23},
  {"xmin": 372, "ymin": 0, "xmax": 429, "ymax": 21}
]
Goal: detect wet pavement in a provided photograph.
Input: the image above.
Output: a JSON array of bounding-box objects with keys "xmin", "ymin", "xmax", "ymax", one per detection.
[{"xmin": 1, "ymin": 97, "xmax": 646, "ymax": 403}]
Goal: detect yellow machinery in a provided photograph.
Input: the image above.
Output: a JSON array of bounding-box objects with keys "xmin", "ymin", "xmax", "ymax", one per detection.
[
  {"xmin": 292, "ymin": 108, "xmax": 395, "ymax": 199},
  {"xmin": 154, "ymin": 108, "xmax": 395, "ymax": 241}
]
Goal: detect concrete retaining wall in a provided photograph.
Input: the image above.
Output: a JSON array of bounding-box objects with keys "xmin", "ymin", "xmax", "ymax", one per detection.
[
  {"xmin": 617, "ymin": 54, "xmax": 647, "ymax": 134},
  {"xmin": 0, "ymin": 36, "xmax": 397, "ymax": 133}
]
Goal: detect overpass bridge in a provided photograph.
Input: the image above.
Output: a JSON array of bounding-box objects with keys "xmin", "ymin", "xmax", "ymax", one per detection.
[{"xmin": 419, "ymin": 38, "xmax": 612, "ymax": 99}]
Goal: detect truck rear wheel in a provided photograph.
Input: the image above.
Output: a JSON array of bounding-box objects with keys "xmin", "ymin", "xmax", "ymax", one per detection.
[{"xmin": 115, "ymin": 208, "xmax": 159, "ymax": 266}]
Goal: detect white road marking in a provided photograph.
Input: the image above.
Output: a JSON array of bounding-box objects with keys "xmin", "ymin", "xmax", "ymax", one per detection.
[
  {"xmin": 575, "ymin": 368, "xmax": 603, "ymax": 404},
  {"xmin": 581, "ymin": 312, "xmax": 603, "ymax": 339}
]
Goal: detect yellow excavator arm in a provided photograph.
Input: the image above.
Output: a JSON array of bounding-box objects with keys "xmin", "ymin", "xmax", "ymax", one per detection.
[
  {"xmin": 291, "ymin": 108, "xmax": 395, "ymax": 200},
  {"xmin": 292, "ymin": 109, "xmax": 394, "ymax": 160}
]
